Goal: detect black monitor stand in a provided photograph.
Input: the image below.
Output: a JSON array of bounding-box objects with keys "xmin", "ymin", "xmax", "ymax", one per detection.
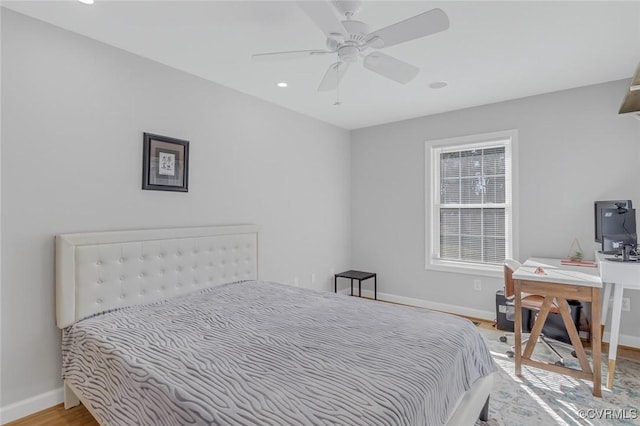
[{"xmin": 606, "ymin": 244, "xmax": 638, "ymax": 262}]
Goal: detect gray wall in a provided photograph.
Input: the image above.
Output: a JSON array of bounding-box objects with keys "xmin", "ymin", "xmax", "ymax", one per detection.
[
  {"xmin": 1, "ymin": 9, "xmax": 351, "ymax": 406},
  {"xmin": 3, "ymin": 4, "xmax": 640, "ymax": 416},
  {"xmin": 351, "ymin": 79, "xmax": 640, "ymax": 338}
]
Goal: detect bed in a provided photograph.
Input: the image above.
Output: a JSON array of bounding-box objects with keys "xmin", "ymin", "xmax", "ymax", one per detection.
[{"xmin": 56, "ymin": 225, "xmax": 496, "ymax": 425}]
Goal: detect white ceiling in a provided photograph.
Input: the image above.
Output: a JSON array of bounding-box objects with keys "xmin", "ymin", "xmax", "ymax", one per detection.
[{"xmin": 4, "ymin": 1, "xmax": 640, "ymax": 129}]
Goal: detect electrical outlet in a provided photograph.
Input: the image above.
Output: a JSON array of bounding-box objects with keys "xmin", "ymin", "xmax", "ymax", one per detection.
[
  {"xmin": 609, "ymin": 297, "xmax": 631, "ymax": 312},
  {"xmin": 293, "ymin": 276, "xmax": 299, "ymax": 287},
  {"xmin": 473, "ymin": 279, "xmax": 482, "ymax": 291},
  {"xmin": 622, "ymin": 297, "xmax": 631, "ymax": 312},
  {"xmin": 310, "ymin": 273, "xmax": 316, "ymax": 284}
]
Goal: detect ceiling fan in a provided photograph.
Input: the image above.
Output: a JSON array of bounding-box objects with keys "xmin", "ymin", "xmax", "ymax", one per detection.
[{"xmin": 252, "ymin": 1, "xmax": 450, "ymax": 92}]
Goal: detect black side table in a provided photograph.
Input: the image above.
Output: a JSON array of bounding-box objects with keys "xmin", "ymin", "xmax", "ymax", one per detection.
[{"xmin": 334, "ymin": 270, "xmax": 377, "ymax": 300}]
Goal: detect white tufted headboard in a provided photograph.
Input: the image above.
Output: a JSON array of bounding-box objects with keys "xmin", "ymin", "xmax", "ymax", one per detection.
[{"xmin": 55, "ymin": 225, "xmax": 259, "ymax": 328}]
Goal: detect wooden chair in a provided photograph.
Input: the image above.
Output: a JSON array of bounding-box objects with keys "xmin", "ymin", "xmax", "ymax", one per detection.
[{"xmin": 503, "ymin": 259, "xmax": 566, "ymax": 366}]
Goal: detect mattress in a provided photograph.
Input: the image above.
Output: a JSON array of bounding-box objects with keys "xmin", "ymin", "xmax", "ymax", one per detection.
[{"xmin": 62, "ymin": 281, "xmax": 496, "ymax": 425}]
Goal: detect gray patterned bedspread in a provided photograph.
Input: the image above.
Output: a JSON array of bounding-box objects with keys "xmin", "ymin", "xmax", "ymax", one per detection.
[{"xmin": 62, "ymin": 281, "xmax": 496, "ymax": 426}]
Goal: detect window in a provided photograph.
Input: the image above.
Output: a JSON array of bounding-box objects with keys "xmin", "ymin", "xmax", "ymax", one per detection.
[{"xmin": 426, "ymin": 130, "xmax": 517, "ymax": 276}]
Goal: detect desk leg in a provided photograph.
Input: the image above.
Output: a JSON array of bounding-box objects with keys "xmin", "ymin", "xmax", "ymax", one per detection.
[
  {"xmin": 514, "ymin": 279, "xmax": 522, "ymax": 377},
  {"xmin": 350, "ymin": 279, "xmax": 353, "ymax": 296},
  {"xmin": 601, "ymin": 281, "xmax": 612, "ymax": 341},
  {"xmin": 523, "ymin": 297, "xmax": 553, "ymax": 360},
  {"xmin": 591, "ymin": 287, "xmax": 602, "ymax": 397},
  {"xmin": 557, "ymin": 298, "xmax": 591, "ymax": 374},
  {"xmin": 334, "ymin": 276, "xmax": 337, "ymax": 293},
  {"xmin": 359, "ymin": 279, "xmax": 362, "ymax": 297},
  {"xmin": 607, "ymin": 283, "xmax": 624, "ymax": 389}
]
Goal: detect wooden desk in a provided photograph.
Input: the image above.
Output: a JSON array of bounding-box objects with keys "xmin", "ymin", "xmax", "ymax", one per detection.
[
  {"xmin": 512, "ymin": 258, "xmax": 602, "ymax": 397},
  {"xmin": 597, "ymin": 251, "xmax": 640, "ymax": 389}
]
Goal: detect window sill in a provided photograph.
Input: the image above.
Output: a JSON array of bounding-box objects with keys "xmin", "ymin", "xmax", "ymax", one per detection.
[{"xmin": 425, "ymin": 259, "xmax": 502, "ymax": 278}]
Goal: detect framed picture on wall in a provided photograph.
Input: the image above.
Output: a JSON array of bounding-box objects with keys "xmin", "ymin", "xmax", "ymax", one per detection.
[{"xmin": 142, "ymin": 133, "xmax": 189, "ymax": 192}]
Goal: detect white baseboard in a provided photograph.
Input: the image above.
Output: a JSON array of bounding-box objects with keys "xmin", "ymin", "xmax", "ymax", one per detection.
[
  {"xmin": 603, "ymin": 331, "xmax": 640, "ymax": 351},
  {"xmin": 355, "ymin": 288, "xmax": 495, "ymax": 321},
  {"xmin": 0, "ymin": 387, "xmax": 63, "ymax": 424}
]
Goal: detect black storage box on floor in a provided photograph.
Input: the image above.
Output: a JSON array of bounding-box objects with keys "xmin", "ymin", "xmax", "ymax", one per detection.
[
  {"xmin": 495, "ymin": 290, "xmax": 531, "ymax": 332},
  {"xmin": 539, "ymin": 300, "xmax": 582, "ymax": 345},
  {"xmin": 495, "ymin": 290, "xmax": 582, "ymax": 345}
]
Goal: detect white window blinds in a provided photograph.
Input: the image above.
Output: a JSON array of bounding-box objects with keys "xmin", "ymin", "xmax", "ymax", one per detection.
[{"xmin": 427, "ymin": 132, "xmax": 515, "ymax": 274}]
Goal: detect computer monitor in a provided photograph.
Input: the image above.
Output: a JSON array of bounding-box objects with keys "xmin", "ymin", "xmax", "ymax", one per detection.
[
  {"xmin": 600, "ymin": 207, "xmax": 637, "ymax": 254},
  {"xmin": 594, "ymin": 200, "xmax": 633, "ymax": 244}
]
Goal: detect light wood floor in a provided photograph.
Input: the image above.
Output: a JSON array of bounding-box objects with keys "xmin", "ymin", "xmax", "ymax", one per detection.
[
  {"xmin": 7, "ymin": 316, "xmax": 640, "ymax": 426},
  {"xmin": 5, "ymin": 403, "xmax": 99, "ymax": 426}
]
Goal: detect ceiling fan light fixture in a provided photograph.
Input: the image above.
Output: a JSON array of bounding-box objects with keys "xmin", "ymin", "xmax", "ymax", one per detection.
[
  {"xmin": 338, "ymin": 46, "xmax": 359, "ymax": 63},
  {"xmin": 276, "ymin": 82, "xmax": 288, "ymax": 88}
]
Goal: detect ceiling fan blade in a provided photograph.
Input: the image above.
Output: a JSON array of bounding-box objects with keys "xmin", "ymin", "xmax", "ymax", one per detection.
[
  {"xmin": 318, "ymin": 62, "xmax": 349, "ymax": 91},
  {"xmin": 297, "ymin": 1, "xmax": 347, "ymax": 39},
  {"xmin": 366, "ymin": 8, "xmax": 449, "ymax": 49},
  {"xmin": 252, "ymin": 49, "xmax": 332, "ymax": 61},
  {"xmin": 363, "ymin": 52, "xmax": 419, "ymax": 84}
]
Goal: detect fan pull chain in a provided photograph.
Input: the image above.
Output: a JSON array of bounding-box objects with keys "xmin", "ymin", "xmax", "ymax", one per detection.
[{"xmin": 334, "ymin": 63, "xmax": 342, "ymax": 106}]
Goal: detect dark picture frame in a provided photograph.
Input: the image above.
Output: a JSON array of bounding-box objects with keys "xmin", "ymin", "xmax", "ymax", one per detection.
[{"xmin": 142, "ymin": 133, "xmax": 189, "ymax": 192}]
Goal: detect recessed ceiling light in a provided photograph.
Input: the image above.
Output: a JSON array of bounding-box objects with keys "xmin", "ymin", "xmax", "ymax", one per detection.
[
  {"xmin": 276, "ymin": 82, "xmax": 288, "ymax": 88},
  {"xmin": 429, "ymin": 81, "xmax": 448, "ymax": 89},
  {"xmin": 78, "ymin": 0, "xmax": 94, "ymax": 4}
]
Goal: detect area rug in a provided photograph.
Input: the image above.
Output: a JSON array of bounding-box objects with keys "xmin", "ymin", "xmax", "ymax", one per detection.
[{"xmin": 475, "ymin": 328, "xmax": 640, "ymax": 425}]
